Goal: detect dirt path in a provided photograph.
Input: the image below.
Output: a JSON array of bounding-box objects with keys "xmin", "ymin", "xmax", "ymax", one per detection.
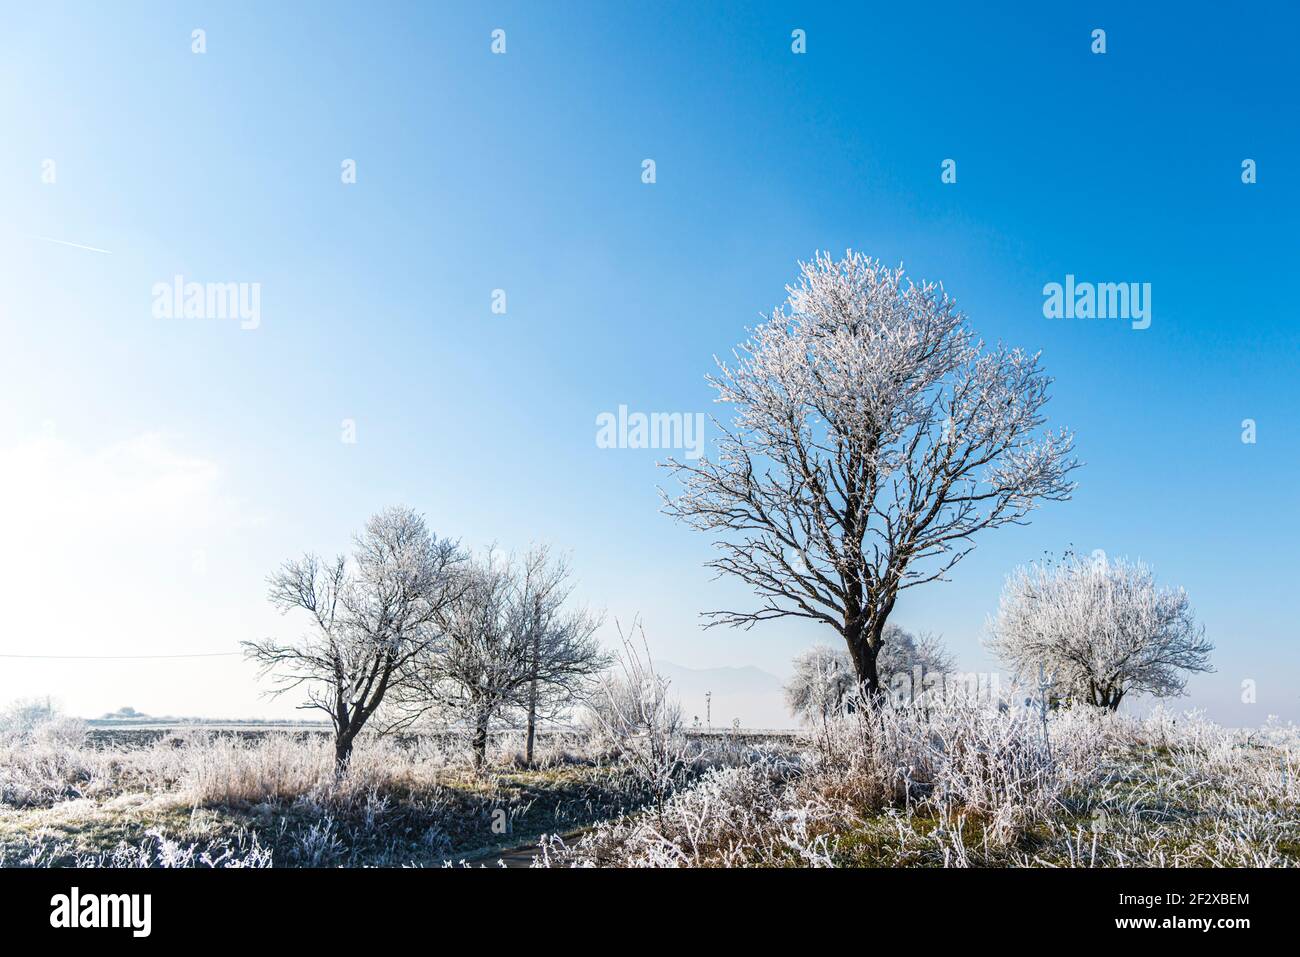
[{"xmin": 457, "ymin": 826, "xmax": 590, "ymax": 868}]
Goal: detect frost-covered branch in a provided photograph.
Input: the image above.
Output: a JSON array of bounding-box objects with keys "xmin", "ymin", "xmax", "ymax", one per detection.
[
  {"xmin": 664, "ymin": 251, "xmax": 1077, "ymax": 692},
  {"xmin": 242, "ymin": 506, "xmax": 464, "ymax": 769}
]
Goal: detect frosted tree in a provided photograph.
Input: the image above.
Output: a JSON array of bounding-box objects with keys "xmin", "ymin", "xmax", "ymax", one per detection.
[
  {"xmin": 514, "ymin": 545, "xmax": 608, "ymax": 766},
  {"xmin": 664, "ymin": 251, "xmax": 1077, "ymax": 694},
  {"xmin": 396, "ymin": 547, "xmax": 608, "ymax": 769},
  {"xmin": 398, "ymin": 549, "xmax": 525, "ymax": 769},
  {"xmin": 873, "ymin": 624, "xmax": 956, "ymax": 686},
  {"xmin": 786, "ymin": 625, "xmax": 954, "ymax": 721},
  {"xmin": 986, "ymin": 554, "xmax": 1213, "ymax": 710},
  {"xmin": 785, "ymin": 645, "xmax": 857, "ymax": 723},
  {"xmin": 243, "ymin": 507, "xmax": 463, "ymax": 769}
]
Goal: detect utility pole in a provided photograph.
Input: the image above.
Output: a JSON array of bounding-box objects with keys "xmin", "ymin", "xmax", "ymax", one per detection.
[{"xmin": 705, "ymin": 691, "xmax": 712, "ymax": 731}]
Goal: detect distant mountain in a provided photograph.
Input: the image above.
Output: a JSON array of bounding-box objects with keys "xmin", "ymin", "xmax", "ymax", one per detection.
[{"xmin": 653, "ymin": 661, "xmax": 795, "ymax": 730}]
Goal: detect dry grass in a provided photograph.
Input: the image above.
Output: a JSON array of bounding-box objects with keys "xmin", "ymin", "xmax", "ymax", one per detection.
[
  {"xmin": 0, "ymin": 728, "xmax": 650, "ymax": 867},
  {"xmin": 537, "ymin": 705, "xmax": 1300, "ymax": 867},
  {"xmin": 4, "ymin": 705, "xmax": 1296, "ymax": 867}
]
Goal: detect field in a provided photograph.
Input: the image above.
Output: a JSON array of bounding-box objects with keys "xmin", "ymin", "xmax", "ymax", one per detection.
[
  {"xmin": 0, "ymin": 726, "xmax": 652, "ymax": 867},
  {"xmin": 1, "ymin": 709, "xmax": 1296, "ymax": 868}
]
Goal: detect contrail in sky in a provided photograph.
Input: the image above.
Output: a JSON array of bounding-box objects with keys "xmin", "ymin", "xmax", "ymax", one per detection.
[{"xmin": 36, "ymin": 235, "xmax": 112, "ymax": 254}]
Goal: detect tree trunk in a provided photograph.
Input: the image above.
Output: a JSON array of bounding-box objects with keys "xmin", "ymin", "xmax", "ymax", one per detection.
[
  {"xmin": 472, "ymin": 712, "xmax": 489, "ymax": 770},
  {"xmin": 844, "ymin": 618, "xmax": 882, "ymax": 698},
  {"xmin": 525, "ymin": 678, "xmax": 538, "ymax": 767},
  {"xmin": 334, "ymin": 731, "xmax": 355, "ymax": 773}
]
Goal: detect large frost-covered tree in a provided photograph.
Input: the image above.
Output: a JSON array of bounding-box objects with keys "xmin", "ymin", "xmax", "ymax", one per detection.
[
  {"xmin": 987, "ymin": 554, "xmax": 1213, "ymax": 710},
  {"xmin": 243, "ymin": 507, "xmax": 463, "ymax": 769},
  {"xmin": 664, "ymin": 252, "xmax": 1077, "ymax": 695}
]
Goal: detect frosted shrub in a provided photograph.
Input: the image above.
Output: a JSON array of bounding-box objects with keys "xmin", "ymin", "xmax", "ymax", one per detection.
[
  {"xmin": 3, "ymin": 828, "xmax": 274, "ymax": 868},
  {"xmin": 583, "ymin": 624, "xmax": 695, "ymax": 822},
  {"xmin": 179, "ymin": 733, "xmax": 331, "ymax": 805},
  {"xmin": 5, "ymin": 699, "xmax": 1294, "ymax": 868},
  {"xmin": 0, "ymin": 699, "xmax": 87, "ymax": 748},
  {"xmin": 0, "ymin": 699, "xmax": 111, "ymax": 807},
  {"xmin": 538, "ymin": 756, "xmax": 818, "ymax": 868},
  {"xmin": 540, "ymin": 703, "xmax": 1299, "ymax": 868}
]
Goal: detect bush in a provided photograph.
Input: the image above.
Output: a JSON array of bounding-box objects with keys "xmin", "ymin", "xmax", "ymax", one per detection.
[
  {"xmin": 0, "ymin": 698, "xmax": 87, "ymax": 747},
  {"xmin": 538, "ymin": 703, "xmax": 1300, "ymax": 867}
]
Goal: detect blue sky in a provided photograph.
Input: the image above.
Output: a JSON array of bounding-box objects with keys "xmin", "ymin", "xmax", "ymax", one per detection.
[{"xmin": 1, "ymin": 2, "xmax": 1296, "ymax": 725}]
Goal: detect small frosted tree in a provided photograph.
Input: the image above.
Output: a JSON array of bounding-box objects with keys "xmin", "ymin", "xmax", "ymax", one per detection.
[
  {"xmin": 986, "ymin": 554, "xmax": 1213, "ymax": 710},
  {"xmin": 785, "ymin": 645, "xmax": 857, "ymax": 723},
  {"xmin": 243, "ymin": 506, "xmax": 463, "ymax": 769},
  {"xmin": 514, "ymin": 545, "xmax": 608, "ymax": 765},
  {"xmin": 664, "ymin": 252, "xmax": 1077, "ymax": 695},
  {"xmin": 878, "ymin": 624, "xmax": 954, "ymax": 684},
  {"xmin": 786, "ymin": 625, "xmax": 954, "ymax": 721},
  {"xmin": 399, "ymin": 550, "xmax": 525, "ymax": 769},
  {"xmin": 397, "ymin": 547, "xmax": 608, "ymax": 769}
]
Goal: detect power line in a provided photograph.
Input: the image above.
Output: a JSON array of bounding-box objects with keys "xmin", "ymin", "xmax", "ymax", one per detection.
[{"xmin": 0, "ymin": 652, "xmax": 242, "ymax": 660}]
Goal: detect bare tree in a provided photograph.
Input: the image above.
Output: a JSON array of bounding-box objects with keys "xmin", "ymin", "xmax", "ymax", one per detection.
[
  {"xmin": 785, "ymin": 645, "xmax": 857, "ymax": 724},
  {"xmin": 986, "ymin": 554, "xmax": 1214, "ymax": 710},
  {"xmin": 397, "ymin": 550, "xmax": 526, "ymax": 769},
  {"xmin": 394, "ymin": 547, "xmax": 607, "ymax": 769},
  {"xmin": 878, "ymin": 624, "xmax": 954, "ymax": 687},
  {"xmin": 243, "ymin": 507, "xmax": 462, "ymax": 770},
  {"xmin": 514, "ymin": 545, "xmax": 608, "ymax": 766},
  {"xmin": 664, "ymin": 251, "xmax": 1077, "ymax": 694}
]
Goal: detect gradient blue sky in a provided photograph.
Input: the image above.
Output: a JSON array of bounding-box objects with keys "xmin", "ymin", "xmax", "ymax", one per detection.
[{"xmin": 1, "ymin": 2, "xmax": 1296, "ymax": 725}]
